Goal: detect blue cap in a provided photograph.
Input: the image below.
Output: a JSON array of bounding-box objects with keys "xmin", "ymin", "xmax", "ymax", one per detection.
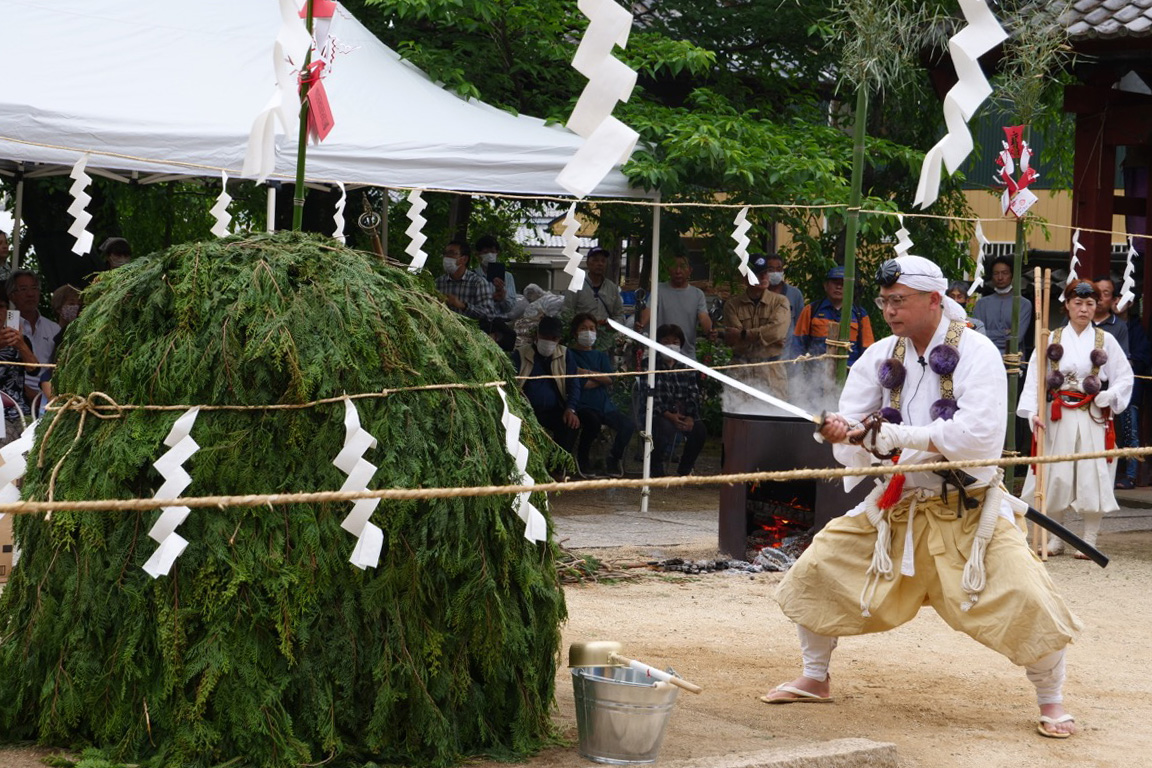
[{"xmin": 826, "ymin": 266, "xmax": 845, "ymax": 280}]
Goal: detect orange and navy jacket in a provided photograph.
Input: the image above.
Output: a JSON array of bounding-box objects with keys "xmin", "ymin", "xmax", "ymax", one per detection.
[{"xmin": 791, "ymin": 298, "xmax": 874, "ymax": 365}]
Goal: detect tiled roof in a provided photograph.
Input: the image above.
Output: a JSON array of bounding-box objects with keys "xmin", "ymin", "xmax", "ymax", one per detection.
[{"xmin": 1061, "ymin": 0, "xmax": 1152, "ymax": 40}]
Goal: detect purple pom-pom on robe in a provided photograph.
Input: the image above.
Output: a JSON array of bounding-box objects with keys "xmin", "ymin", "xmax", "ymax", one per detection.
[
  {"xmin": 928, "ymin": 345, "xmax": 960, "ymax": 376},
  {"xmin": 1082, "ymin": 375, "xmax": 1101, "ymax": 396},
  {"xmin": 1046, "ymin": 370, "xmax": 1065, "ymax": 391},
  {"xmin": 878, "ymin": 358, "xmax": 906, "ymax": 389},
  {"xmin": 880, "ymin": 406, "xmax": 902, "ymax": 424},
  {"xmin": 1046, "ymin": 344, "xmax": 1063, "ymax": 362},
  {"xmin": 930, "ymin": 398, "xmax": 958, "ymax": 421},
  {"xmin": 1090, "ymin": 348, "xmax": 1108, "ymax": 368}
]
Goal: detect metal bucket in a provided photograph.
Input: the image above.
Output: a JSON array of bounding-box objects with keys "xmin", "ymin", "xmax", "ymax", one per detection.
[{"xmin": 571, "ymin": 665, "xmax": 680, "ymax": 764}]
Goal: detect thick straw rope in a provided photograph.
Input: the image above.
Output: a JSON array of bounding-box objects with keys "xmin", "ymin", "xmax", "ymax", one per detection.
[{"xmin": 3, "ymin": 444, "xmax": 1151, "ymax": 517}]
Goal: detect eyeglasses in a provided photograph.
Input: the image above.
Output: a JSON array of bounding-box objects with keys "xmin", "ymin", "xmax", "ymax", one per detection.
[
  {"xmin": 875, "ymin": 290, "xmax": 928, "ymax": 310},
  {"xmin": 874, "ymin": 259, "xmax": 936, "ymax": 287}
]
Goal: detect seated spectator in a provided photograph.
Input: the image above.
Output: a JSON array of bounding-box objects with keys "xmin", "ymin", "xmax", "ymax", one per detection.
[
  {"xmin": 7, "ymin": 269, "xmax": 59, "ymax": 396},
  {"xmin": 651, "ymin": 323, "xmax": 706, "ymax": 477},
  {"xmin": 946, "ymin": 281, "xmax": 987, "ymax": 336},
  {"xmin": 568, "ymin": 312, "xmax": 635, "ymax": 478},
  {"xmin": 472, "ymin": 235, "xmax": 525, "ymax": 320},
  {"xmin": 514, "ymin": 284, "xmax": 565, "ymax": 348},
  {"xmin": 436, "ymin": 241, "xmax": 499, "ymax": 320},
  {"xmin": 101, "ymin": 237, "xmax": 132, "ymax": 269},
  {"xmin": 0, "ymin": 294, "xmax": 39, "ymax": 446},
  {"xmin": 39, "ymin": 284, "xmax": 83, "ymax": 406},
  {"xmin": 511, "ymin": 315, "xmax": 583, "ymax": 478}
]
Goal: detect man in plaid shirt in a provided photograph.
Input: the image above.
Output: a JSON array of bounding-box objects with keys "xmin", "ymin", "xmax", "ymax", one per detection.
[
  {"xmin": 436, "ymin": 240, "xmax": 499, "ymax": 320},
  {"xmin": 651, "ymin": 323, "xmax": 706, "ymax": 476}
]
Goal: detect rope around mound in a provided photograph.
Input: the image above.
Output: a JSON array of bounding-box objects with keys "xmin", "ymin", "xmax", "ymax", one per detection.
[{"xmin": 3, "ymin": 444, "xmax": 1150, "ymax": 517}]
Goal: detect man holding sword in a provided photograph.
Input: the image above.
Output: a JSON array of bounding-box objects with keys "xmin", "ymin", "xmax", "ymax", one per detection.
[{"xmin": 761, "ymin": 255, "xmax": 1083, "ymax": 739}]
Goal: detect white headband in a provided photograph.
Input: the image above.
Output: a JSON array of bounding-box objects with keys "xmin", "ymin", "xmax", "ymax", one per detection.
[{"xmin": 890, "ymin": 255, "xmax": 966, "ymax": 322}]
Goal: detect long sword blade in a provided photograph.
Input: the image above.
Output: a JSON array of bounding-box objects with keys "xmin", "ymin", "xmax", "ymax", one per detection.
[{"xmin": 608, "ymin": 319, "xmax": 820, "ymax": 424}]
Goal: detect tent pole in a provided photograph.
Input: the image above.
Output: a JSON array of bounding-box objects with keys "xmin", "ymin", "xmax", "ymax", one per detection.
[
  {"xmin": 11, "ymin": 172, "xmax": 24, "ymax": 270},
  {"xmin": 379, "ymin": 191, "xmax": 389, "ymax": 258},
  {"xmin": 292, "ymin": 1, "xmax": 315, "ymax": 232},
  {"xmin": 640, "ymin": 195, "xmax": 661, "ymax": 513},
  {"xmin": 266, "ymin": 184, "xmax": 277, "ymax": 233}
]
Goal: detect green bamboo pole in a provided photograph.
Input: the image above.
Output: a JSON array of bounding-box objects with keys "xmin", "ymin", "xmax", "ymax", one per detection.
[
  {"xmin": 292, "ymin": 1, "xmax": 315, "ymax": 232},
  {"xmin": 836, "ymin": 85, "xmax": 869, "ymax": 383}
]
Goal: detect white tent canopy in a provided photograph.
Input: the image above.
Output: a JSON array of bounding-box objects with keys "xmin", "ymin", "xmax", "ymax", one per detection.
[{"xmin": 0, "ymin": 0, "xmax": 639, "ymax": 198}]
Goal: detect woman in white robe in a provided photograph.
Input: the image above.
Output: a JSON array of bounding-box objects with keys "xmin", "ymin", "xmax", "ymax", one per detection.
[{"xmin": 1019, "ymin": 280, "xmax": 1133, "ymax": 557}]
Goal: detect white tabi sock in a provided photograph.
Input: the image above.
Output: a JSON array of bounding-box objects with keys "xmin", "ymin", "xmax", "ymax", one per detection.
[
  {"xmin": 1025, "ymin": 649, "xmax": 1066, "ymax": 706},
  {"xmin": 798, "ymin": 625, "xmax": 838, "ymax": 682}
]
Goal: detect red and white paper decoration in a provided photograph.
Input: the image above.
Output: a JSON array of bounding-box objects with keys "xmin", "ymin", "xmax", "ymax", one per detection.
[
  {"xmin": 1066, "ymin": 229, "xmax": 1084, "ymax": 287},
  {"xmin": 334, "ymin": 398, "xmax": 383, "ymax": 570},
  {"xmin": 209, "ymin": 171, "xmax": 233, "ymax": 238},
  {"xmin": 142, "ymin": 408, "xmax": 201, "ymax": 578},
  {"xmin": 405, "ymin": 189, "xmax": 429, "ymax": 273},
  {"xmin": 242, "ymin": 0, "xmax": 313, "ymax": 182},
  {"xmin": 994, "ymin": 125, "xmax": 1039, "ymax": 219},
  {"xmin": 556, "ymin": 0, "xmax": 640, "ymax": 198},
  {"xmin": 67, "ymin": 155, "xmax": 94, "ymax": 256},
  {"xmin": 913, "ymin": 0, "xmax": 1007, "ymax": 209},
  {"xmin": 731, "ymin": 206, "xmax": 756, "ymax": 286},
  {"xmin": 1116, "ymin": 238, "xmax": 1138, "ymax": 313},
  {"xmin": 560, "ymin": 203, "xmax": 586, "ymax": 292},
  {"xmin": 496, "ymin": 387, "xmax": 548, "ymax": 543}
]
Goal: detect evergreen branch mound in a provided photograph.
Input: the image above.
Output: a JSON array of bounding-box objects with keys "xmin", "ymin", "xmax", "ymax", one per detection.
[{"xmin": 0, "ymin": 233, "xmax": 566, "ymax": 768}]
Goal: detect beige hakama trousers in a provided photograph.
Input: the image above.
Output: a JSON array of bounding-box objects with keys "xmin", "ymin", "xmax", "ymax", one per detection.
[{"xmin": 775, "ymin": 493, "xmax": 1082, "ymax": 667}]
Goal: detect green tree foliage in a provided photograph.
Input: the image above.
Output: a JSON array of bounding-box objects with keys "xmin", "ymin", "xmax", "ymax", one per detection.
[{"xmin": 0, "ymin": 233, "xmax": 565, "ymax": 767}]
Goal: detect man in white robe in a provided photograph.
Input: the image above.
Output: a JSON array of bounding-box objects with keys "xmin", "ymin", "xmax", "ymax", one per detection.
[{"xmin": 768, "ymin": 255, "xmax": 1082, "ymax": 740}]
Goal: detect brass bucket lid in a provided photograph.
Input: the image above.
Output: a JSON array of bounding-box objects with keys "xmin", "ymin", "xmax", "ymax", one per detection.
[{"xmin": 568, "ymin": 640, "xmax": 624, "ymax": 668}]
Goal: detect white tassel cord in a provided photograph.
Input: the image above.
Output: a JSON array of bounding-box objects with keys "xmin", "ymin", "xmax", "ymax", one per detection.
[
  {"xmin": 859, "ymin": 481, "xmax": 893, "ymax": 618},
  {"xmin": 960, "ymin": 468, "xmax": 1005, "ymax": 611}
]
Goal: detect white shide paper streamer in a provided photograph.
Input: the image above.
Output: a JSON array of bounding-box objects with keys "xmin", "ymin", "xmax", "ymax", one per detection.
[
  {"xmin": 67, "ymin": 155, "xmax": 94, "ymax": 256},
  {"xmin": 1116, "ymin": 237, "xmax": 1138, "ymax": 313},
  {"xmin": 242, "ymin": 0, "xmax": 313, "ymax": 182},
  {"xmin": 556, "ymin": 0, "xmax": 641, "ymax": 198},
  {"xmin": 334, "ymin": 398, "xmax": 383, "ymax": 570},
  {"xmin": 209, "ymin": 171, "xmax": 233, "ymax": 238},
  {"xmin": 969, "ymin": 220, "xmax": 988, "ymax": 296},
  {"xmin": 893, "ymin": 214, "xmax": 914, "ymax": 258},
  {"xmin": 142, "ymin": 408, "xmax": 201, "ymax": 578},
  {"xmin": 560, "ymin": 203, "xmax": 586, "ymax": 292},
  {"xmin": 731, "ymin": 206, "xmax": 756, "ymax": 286},
  {"xmin": 913, "ymin": 0, "xmax": 1007, "ymax": 209},
  {"xmin": 1066, "ymin": 228, "xmax": 1084, "ymax": 287},
  {"xmin": 405, "ymin": 189, "xmax": 429, "ymax": 273},
  {"xmin": 0, "ymin": 419, "xmax": 39, "ymax": 507},
  {"xmin": 495, "ymin": 387, "xmax": 548, "ymax": 543},
  {"xmin": 332, "ymin": 181, "xmax": 346, "ymax": 243}
]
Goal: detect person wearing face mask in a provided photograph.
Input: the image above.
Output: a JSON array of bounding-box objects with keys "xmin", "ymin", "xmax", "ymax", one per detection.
[
  {"xmin": 435, "ymin": 240, "xmax": 498, "ymax": 321},
  {"xmin": 651, "ymin": 324, "xmax": 706, "ymax": 477},
  {"xmin": 973, "ymin": 256, "xmax": 1031, "ymax": 354},
  {"xmin": 471, "ymin": 235, "xmax": 522, "ymax": 319},
  {"xmin": 511, "ymin": 315, "xmax": 584, "ymax": 478},
  {"xmin": 101, "ymin": 237, "xmax": 133, "ymax": 269},
  {"xmin": 569, "ymin": 312, "xmax": 634, "ymax": 477},
  {"xmin": 37, "ymin": 284, "xmax": 82, "ymax": 408},
  {"xmin": 722, "ymin": 255, "xmax": 792, "ymax": 399},
  {"xmin": 763, "ymin": 254, "xmax": 805, "ymax": 348}
]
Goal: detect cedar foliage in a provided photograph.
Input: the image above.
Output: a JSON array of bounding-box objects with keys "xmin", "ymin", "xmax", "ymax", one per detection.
[{"xmin": 0, "ymin": 232, "xmax": 566, "ymax": 767}]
